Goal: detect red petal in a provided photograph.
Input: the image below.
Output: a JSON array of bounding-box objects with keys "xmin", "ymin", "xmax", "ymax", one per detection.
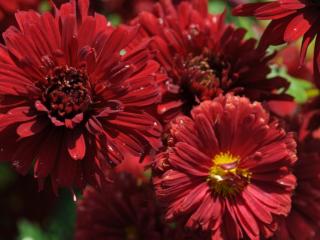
[
  {"xmin": 284, "ymin": 12, "xmax": 317, "ymax": 42},
  {"xmin": 258, "ymin": 15, "xmax": 294, "ymax": 49},
  {"xmin": 299, "ymin": 19, "xmax": 319, "ymax": 65},
  {"xmin": 34, "ymin": 130, "xmax": 61, "ymax": 178},
  {"xmin": 16, "ymin": 119, "xmax": 48, "ymax": 138},
  {"xmin": 67, "ymin": 131, "xmax": 86, "ymax": 160}
]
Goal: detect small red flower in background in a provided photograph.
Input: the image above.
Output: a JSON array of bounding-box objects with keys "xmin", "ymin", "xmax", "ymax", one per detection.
[
  {"xmin": 273, "ymin": 44, "xmax": 313, "ymax": 82},
  {"xmin": 101, "ymin": 0, "xmax": 157, "ymax": 21},
  {"xmin": 0, "ymin": 0, "xmax": 163, "ymax": 192},
  {"xmin": 299, "ymin": 96, "xmax": 320, "ymax": 149},
  {"xmin": 54, "ymin": 0, "xmax": 185, "ymax": 22},
  {"xmin": 132, "ymin": 0, "xmax": 291, "ymax": 122},
  {"xmin": 0, "ymin": 0, "xmax": 38, "ymax": 19},
  {"xmin": 0, "ymin": 0, "xmax": 39, "ymax": 40},
  {"xmin": 153, "ymin": 95, "xmax": 297, "ymax": 239},
  {"xmin": 75, "ymin": 172, "xmax": 202, "ymax": 240},
  {"xmin": 233, "ymin": 0, "xmax": 320, "ymax": 87},
  {"xmin": 273, "ymin": 151, "xmax": 320, "ymax": 240}
]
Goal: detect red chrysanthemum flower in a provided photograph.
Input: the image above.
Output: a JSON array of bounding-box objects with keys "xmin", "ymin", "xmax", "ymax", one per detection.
[
  {"xmin": 132, "ymin": 0, "xmax": 291, "ymax": 122},
  {"xmin": 0, "ymin": 0, "xmax": 163, "ymax": 192},
  {"xmin": 75, "ymin": 172, "xmax": 201, "ymax": 240},
  {"xmin": 274, "ymin": 151, "xmax": 320, "ymax": 240},
  {"xmin": 233, "ymin": 0, "xmax": 320, "ymax": 86},
  {"xmin": 153, "ymin": 94, "xmax": 297, "ymax": 239}
]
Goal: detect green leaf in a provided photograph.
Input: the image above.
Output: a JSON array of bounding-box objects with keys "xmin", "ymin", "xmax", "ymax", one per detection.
[
  {"xmin": 46, "ymin": 190, "xmax": 77, "ymax": 240},
  {"xmin": 39, "ymin": 1, "xmax": 51, "ymax": 13},
  {"xmin": 108, "ymin": 14, "xmax": 121, "ymax": 26},
  {"xmin": 17, "ymin": 220, "xmax": 47, "ymax": 240},
  {"xmin": 0, "ymin": 163, "xmax": 16, "ymax": 190},
  {"xmin": 209, "ymin": 0, "xmax": 226, "ymax": 14},
  {"xmin": 17, "ymin": 190, "xmax": 77, "ymax": 240}
]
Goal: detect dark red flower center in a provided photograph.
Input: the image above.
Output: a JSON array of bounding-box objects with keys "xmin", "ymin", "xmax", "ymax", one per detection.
[
  {"xmin": 42, "ymin": 66, "xmax": 91, "ymax": 121},
  {"xmin": 207, "ymin": 152, "xmax": 251, "ymax": 197},
  {"xmin": 180, "ymin": 53, "xmax": 232, "ymax": 113}
]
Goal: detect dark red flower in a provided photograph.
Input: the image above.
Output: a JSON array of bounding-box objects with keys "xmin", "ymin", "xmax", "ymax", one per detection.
[
  {"xmin": 233, "ymin": 0, "xmax": 320, "ymax": 87},
  {"xmin": 273, "ymin": 151, "xmax": 320, "ymax": 240},
  {"xmin": 153, "ymin": 94, "xmax": 297, "ymax": 239},
  {"xmin": 0, "ymin": 0, "xmax": 163, "ymax": 192},
  {"xmin": 75, "ymin": 172, "xmax": 201, "ymax": 240},
  {"xmin": 132, "ymin": 0, "xmax": 291, "ymax": 122}
]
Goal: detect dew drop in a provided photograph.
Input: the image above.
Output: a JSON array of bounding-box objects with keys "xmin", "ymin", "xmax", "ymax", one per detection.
[
  {"xmin": 212, "ymin": 16, "xmax": 217, "ymax": 24},
  {"xmin": 253, "ymin": 151, "xmax": 262, "ymax": 161},
  {"xmin": 108, "ymin": 145, "xmax": 114, "ymax": 151},
  {"xmin": 119, "ymin": 49, "xmax": 127, "ymax": 56},
  {"xmin": 73, "ymin": 192, "xmax": 77, "ymax": 202}
]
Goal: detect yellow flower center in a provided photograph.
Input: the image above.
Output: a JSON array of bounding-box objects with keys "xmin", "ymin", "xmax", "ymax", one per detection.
[{"xmin": 207, "ymin": 152, "xmax": 251, "ymax": 197}]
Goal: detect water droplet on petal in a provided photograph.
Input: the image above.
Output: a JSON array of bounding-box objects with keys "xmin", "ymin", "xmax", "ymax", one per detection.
[
  {"xmin": 119, "ymin": 49, "xmax": 126, "ymax": 56},
  {"xmin": 73, "ymin": 192, "xmax": 77, "ymax": 202},
  {"xmin": 108, "ymin": 145, "xmax": 114, "ymax": 151}
]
